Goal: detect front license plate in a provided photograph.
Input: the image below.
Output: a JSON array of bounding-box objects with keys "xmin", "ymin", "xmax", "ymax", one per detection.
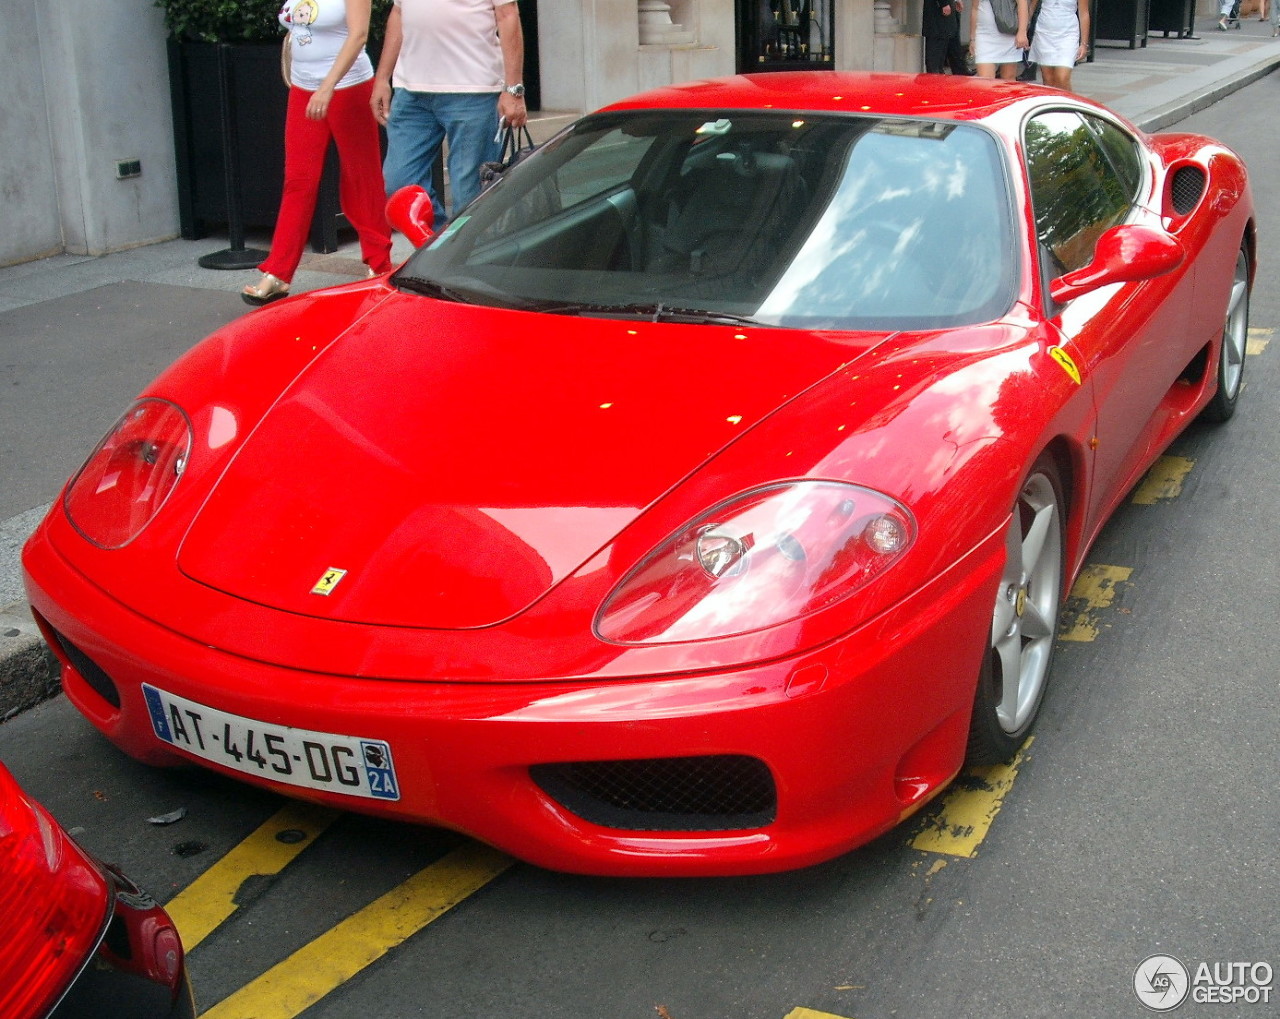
[{"xmin": 141, "ymin": 684, "xmax": 399, "ymax": 801}]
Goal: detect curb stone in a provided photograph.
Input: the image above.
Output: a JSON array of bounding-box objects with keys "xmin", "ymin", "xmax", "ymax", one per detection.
[
  {"xmin": 0, "ymin": 605, "xmax": 59, "ymax": 723},
  {"xmin": 1131, "ymin": 51, "xmax": 1280, "ymax": 133}
]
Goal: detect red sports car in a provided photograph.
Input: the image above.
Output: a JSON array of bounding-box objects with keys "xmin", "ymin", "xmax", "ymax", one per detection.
[{"xmin": 23, "ymin": 73, "xmax": 1252, "ymax": 876}]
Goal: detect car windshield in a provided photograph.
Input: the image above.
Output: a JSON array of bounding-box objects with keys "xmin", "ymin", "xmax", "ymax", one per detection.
[{"xmin": 397, "ymin": 111, "xmax": 1017, "ymax": 330}]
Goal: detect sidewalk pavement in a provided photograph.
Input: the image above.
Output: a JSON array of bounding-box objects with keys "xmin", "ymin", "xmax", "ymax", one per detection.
[
  {"xmin": 3, "ymin": 25, "xmax": 1280, "ymax": 718},
  {"xmin": 1077, "ymin": 14, "xmax": 1280, "ymax": 130}
]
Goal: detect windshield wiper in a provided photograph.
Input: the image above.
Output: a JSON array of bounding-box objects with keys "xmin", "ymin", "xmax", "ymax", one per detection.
[
  {"xmin": 392, "ymin": 285, "xmax": 766, "ymax": 325},
  {"xmin": 392, "ymin": 276, "xmax": 482, "ymax": 304},
  {"xmin": 653, "ymin": 306, "xmax": 764, "ymax": 326},
  {"xmin": 534, "ymin": 301, "xmax": 763, "ymax": 326}
]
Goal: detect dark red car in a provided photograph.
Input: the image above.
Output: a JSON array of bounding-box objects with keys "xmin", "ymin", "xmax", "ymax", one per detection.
[{"xmin": 0, "ymin": 762, "xmax": 193, "ymax": 1017}]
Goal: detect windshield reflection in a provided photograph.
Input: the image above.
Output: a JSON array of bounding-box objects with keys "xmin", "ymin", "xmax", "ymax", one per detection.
[{"xmin": 400, "ymin": 111, "xmax": 1017, "ymax": 330}]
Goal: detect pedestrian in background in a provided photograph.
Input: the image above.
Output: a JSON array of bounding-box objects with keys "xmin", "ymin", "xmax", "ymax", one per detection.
[
  {"xmin": 371, "ymin": 0, "xmax": 527, "ymax": 228},
  {"xmin": 244, "ymin": 0, "xmax": 392, "ymax": 306},
  {"xmin": 970, "ymin": 0, "xmax": 1030, "ymax": 79},
  {"xmin": 1029, "ymin": 0, "xmax": 1088, "ymax": 91},
  {"xmin": 923, "ymin": 0, "xmax": 970, "ymax": 74}
]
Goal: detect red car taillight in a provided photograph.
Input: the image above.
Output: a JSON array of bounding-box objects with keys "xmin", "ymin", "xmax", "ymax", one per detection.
[
  {"xmin": 0, "ymin": 764, "xmax": 110, "ymax": 1019},
  {"xmin": 63, "ymin": 398, "xmax": 192, "ymax": 549}
]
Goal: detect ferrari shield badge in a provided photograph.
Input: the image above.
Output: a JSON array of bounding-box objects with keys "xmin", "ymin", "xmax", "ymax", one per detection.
[
  {"xmin": 1048, "ymin": 346, "xmax": 1082, "ymax": 386},
  {"xmin": 311, "ymin": 568, "xmax": 347, "ymax": 596}
]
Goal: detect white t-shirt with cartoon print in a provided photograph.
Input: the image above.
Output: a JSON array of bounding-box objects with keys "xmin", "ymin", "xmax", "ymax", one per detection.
[{"xmin": 279, "ymin": 0, "xmax": 374, "ymax": 91}]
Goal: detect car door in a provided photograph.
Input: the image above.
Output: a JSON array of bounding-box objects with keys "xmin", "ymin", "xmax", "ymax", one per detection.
[{"xmin": 1024, "ymin": 109, "xmax": 1197, "ymax": 534}]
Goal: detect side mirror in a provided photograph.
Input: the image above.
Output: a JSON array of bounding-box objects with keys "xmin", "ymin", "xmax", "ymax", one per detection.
[
  {"xmin": 1049, "ymin": 224, "xmax": 1185, "ymax": 304},
  {"xmin": 385, "ymin": 185, "xmax": 436, "ymax": 249}
]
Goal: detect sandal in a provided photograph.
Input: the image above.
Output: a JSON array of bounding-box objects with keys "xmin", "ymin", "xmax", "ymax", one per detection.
[{"xmin": 242, "ymin": 272, "xmax": 289, "ymax": 307}]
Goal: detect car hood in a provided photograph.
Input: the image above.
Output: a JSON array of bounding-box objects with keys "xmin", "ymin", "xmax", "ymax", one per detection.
[{"xmin": 177, "ymin": 294, "xmax": 886, "ymax": 628}]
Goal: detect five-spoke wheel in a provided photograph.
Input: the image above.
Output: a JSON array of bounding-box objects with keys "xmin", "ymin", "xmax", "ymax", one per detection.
[{"xmin": 968, "ymin": 456, "xmax": 1066, "ymax": 763}]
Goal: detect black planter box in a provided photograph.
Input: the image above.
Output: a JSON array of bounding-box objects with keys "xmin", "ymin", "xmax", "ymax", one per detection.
[
  {"xmin": 1095, "ymin": 0, "xmax": 1151, "ymax": 47},
  {"xmin": 167, "ymin": 40, "xmax": 345, "ymax": 252},
  {"xmin": 1149, "ymin": 0, "xmax": 1196, "ymax": 36}
]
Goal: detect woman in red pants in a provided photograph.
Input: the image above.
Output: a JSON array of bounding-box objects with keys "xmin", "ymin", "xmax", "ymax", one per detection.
[{"xmin": 243, "ymin": 0, "xmax": 393, "ymax": 305}]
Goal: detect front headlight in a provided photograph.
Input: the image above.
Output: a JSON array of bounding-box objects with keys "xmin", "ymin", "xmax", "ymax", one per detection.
[
  {"xmin": 63, "ymin": 398, "xmax": 192, "ymax": 549},
  {"xmin": 595, "ymin": 480, "xmax": 916, "ymax": 645}
]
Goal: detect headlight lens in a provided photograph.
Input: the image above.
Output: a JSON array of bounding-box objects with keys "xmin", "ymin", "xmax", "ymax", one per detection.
[
  {"xmin": 63, "ymin": 398, "xmax": 192, "ymax": 549},
  {"xmin": 595, "ymin": 481, "xmax": 916, "ymax": 644}
]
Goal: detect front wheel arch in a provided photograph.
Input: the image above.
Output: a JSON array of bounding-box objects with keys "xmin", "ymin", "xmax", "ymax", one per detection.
[
  {"xmin": 966, "ymin": 452, "xmax": 1067, "ymax": 764},
  {"xmin": 1200, "ymin": 241, "xmax": 1250, "ymax": 424}
]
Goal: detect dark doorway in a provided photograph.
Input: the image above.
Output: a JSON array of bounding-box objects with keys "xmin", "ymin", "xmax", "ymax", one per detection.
[
  {"xmin": 518, "ymin": 0, "xmax": 541, "ymax": 110},
  {"xmin": 736, "ymin": 0, "xmax": 835, "ymax": 72}
]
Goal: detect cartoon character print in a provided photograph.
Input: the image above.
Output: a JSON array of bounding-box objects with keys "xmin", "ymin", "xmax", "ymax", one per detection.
[{"xmin": 281, "ymin": 0, "xmax": 320, "ymax": 44}]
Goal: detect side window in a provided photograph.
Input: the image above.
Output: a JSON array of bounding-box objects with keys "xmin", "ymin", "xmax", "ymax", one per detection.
[
  {"xmin": 1084, "ymin": 115, "xmax": 1144, "ymax": 201},
  {"xmin": 1024, "ymin": 111, "xmax": 1138, "ymax": 275}
]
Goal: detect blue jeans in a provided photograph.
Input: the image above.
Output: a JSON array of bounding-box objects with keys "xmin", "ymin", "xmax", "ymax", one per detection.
[{"xmin": 382, "ymin": 89, "xmax": 501, "ymax": 226}]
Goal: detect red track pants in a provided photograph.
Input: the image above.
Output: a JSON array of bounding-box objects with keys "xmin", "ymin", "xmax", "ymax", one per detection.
[{"xmin": 260, "ymin": 80, "xmax": 393, "ymax": 283}]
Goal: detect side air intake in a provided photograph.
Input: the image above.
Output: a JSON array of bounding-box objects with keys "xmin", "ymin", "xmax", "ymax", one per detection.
[{"xmin": 1169, "ymin": 165, "xmax": 1207, "ymax": 217}]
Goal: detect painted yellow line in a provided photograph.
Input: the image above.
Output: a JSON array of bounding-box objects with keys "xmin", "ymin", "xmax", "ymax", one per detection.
[
  {"xmin": 1058, "ymin": 564, "xmax": 1133, "ymax": 642},
  {"xmin": 1246, "ymin": 326, "xmax": 1271, "ymax": 356},
  {"xmin": 909, "ymin": 740, "xmax": 1032, "ymax": 858},
  {"xmin": 165, "ymin": 802, "xmax": 340, "ymax": 951},
  {"xmin": 1131, "ymin": 455, "xmax": 1194, "ymax": 505},
  {"xmin": 785, "ymin": 1009, "xmax": 856, "ymax": 1019},
  {"xmin": 198, "ymin": 842, "xmax": 513, "ymax": 1019}
]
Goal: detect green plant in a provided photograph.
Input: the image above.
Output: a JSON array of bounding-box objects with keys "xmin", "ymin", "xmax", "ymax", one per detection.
[{"xmin": 157, "ymin": 0, "xmax": 393, "ymax": 44}]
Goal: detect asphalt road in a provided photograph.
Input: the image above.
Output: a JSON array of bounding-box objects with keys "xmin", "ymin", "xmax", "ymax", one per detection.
[{"xmin": 2, "ymin": 79, "xmax": 1278, "ymax": 1019}]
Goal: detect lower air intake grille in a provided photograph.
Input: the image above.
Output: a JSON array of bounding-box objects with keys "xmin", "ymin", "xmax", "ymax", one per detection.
[
  {"xmin": 1170, "ymin": 166, "xmax": 1207, "ymax": 216},
  {"xmin": 531, "ymin": 755, "xmax": 777, "ymax": 831},
  {"xmin": 49, "ymin": 628, "xmax": 121, "ymax": 709}
]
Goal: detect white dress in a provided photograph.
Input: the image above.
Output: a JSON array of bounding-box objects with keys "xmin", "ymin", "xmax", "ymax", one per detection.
[
  {"xmin": 974, "ymin": 0, "xmax": 1024, "ymax": 64},
  {"xmin": 1029, "ymin": 0, "xmax": 1081, "ymax": 67}
]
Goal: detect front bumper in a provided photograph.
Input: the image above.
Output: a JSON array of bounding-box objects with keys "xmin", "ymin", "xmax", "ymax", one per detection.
[{"xmin": 24, "ymin": 525, "xmax": 1002, "ymax": 877}]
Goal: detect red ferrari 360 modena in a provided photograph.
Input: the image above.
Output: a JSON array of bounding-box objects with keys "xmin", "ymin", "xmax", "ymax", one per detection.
[{"xmin": 23, "ymin": 73, "xmax": 1252, "ymax": 875}]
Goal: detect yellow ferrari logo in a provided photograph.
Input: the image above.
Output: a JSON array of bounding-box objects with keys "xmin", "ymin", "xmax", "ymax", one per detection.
[
  {"xmin": 311, "ymin": 568, "xmax": 347, "ymax": 596},
  {"xmin": 1048, "ymin": 346, "xmax": 1082, "ymax": 386}
]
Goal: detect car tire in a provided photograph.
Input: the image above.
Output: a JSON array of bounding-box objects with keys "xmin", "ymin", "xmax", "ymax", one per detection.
[
  {"xmin": 967, "ymin": 454, "xmax": 1066, "ymax": 764},
  {"xmin": 1201, "ymin": 244, "xmax": 1249, "ymax": 424}
]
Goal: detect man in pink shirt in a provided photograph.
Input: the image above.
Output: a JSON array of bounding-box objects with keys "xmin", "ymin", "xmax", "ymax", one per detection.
[{"xmin": 371, "ymin": 0, "xmax": 527, "ymax": 225}]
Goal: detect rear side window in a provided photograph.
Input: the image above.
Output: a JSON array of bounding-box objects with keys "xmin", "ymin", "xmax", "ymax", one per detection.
[{"xmin": 1025, "ymin": 111, "xmax": 1142, "ymax": 274}]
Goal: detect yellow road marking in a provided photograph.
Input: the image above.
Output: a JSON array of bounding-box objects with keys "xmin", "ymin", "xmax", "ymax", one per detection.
[
  {"xmin": 198, "ymin": 843, "xmax": 513, "ymax": 1019},
  {"xmin": 785, "ymin": 1009, "xmax": 857, "ymax": 1019},
  {"xmin": 1131, "ymin": 455, "xmax": 1194, "ymax": 505},
  {"xmin": 1058, "ymin": 565, "xmax": 1133, "ymax": 642},
  {"xmin": 909, "ymin": 740, "xmax": 1032, "ymax": 858},
  {"xmin": 1246, "ymin": 326, "xmax": 1271, "ymax": 356},
  {"xmin": 165, "ymin": 802, "xmax": 340, "ymax": 951}
]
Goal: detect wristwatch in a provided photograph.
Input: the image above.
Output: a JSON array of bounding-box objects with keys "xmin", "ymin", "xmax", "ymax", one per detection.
[{"xmin": 504, "ymin": 83, "xmax": 526, "ymax": 98}]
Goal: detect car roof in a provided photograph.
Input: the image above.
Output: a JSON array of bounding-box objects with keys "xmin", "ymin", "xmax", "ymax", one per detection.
[{"xmin": 600, "ymin": 71, "xmax": 1079, "ymax": 124}]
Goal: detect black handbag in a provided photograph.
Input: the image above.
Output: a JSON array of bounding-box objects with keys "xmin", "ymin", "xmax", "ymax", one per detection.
[{"xmin": 479, "ymin": 123, "xmax": 537, "ymax": 189}]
